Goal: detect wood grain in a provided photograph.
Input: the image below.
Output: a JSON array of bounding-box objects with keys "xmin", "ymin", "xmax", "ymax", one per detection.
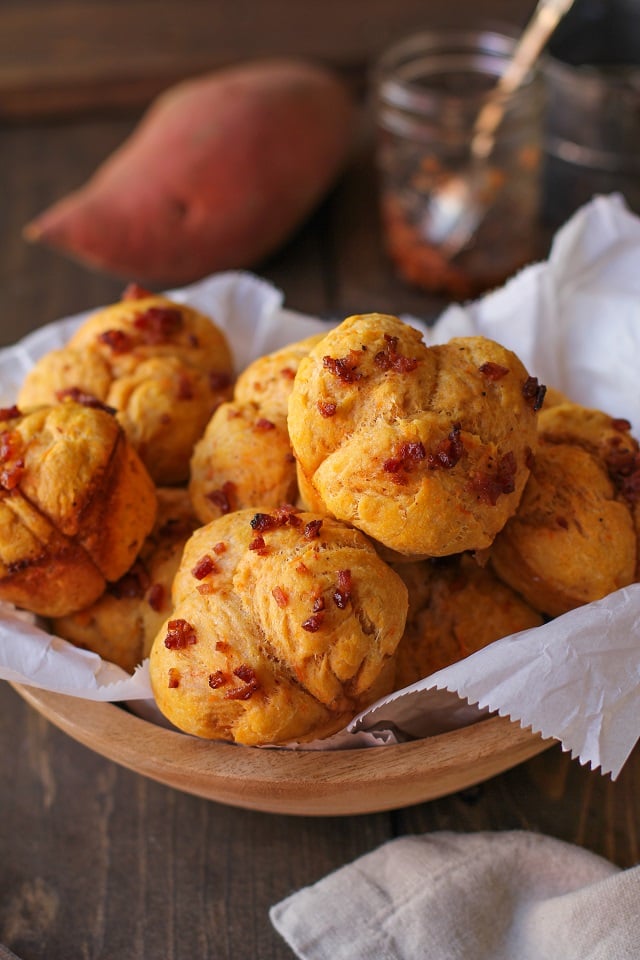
[
  {"xmin": 1, "ymin": 10, "xmax": 640, "ymax": 956},
  {"xmin": 0, "ymin": 0, "xmax": 534, "ymax": 119}
]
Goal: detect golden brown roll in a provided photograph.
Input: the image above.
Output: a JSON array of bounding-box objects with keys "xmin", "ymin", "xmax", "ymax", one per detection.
[
  {"xmin": 52, "ymin": 488, "xmax": 198, "ymax": 672},
  {"xmin": 393, "ymin": 553, "xmax": 544, "ymax": 688},
  {"xmin": 188, "ymin": 401, "xmax": 297, "ymax": 525},
  {"xmin": 234, "ymin": 333, "xmax": 325, "ymax": 419},
  {"xmin": 150, "ymin": 506, "xmax": 408, "ymax": 745},
  {"xmin": 18, "ymin": 287, "xmax": 234, "ymax": 485},
  {"xmin": 0, "ymin": 400, "xmax": 156, "ymax": 617},
  {"xmin": 490, "ymin": 438, "xmax": 637, "ymax": 617},
  {"xmin": 289, "ymin": 313, "xmax": 543, "ymax": 557}
]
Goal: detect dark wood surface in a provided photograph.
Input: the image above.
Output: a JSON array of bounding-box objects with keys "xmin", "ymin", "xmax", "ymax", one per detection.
[{"xmin": 1, "ymin": 3, "xmax": 639, "ymax": 958}]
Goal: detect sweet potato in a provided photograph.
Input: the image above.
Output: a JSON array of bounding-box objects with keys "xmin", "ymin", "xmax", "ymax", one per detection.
[{"xmin": 24, "ymin": 59, "xmax": 357, "ymax": 283}]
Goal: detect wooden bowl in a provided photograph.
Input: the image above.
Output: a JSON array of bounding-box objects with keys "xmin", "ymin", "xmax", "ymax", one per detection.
[{"xmin": 13, "ymin": 683, "xmax": 551, "ymax": 815}]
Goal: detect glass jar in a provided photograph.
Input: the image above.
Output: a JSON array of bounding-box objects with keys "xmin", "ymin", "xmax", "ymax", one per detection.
[{"xmin": 374, "ymin": 29, "xmax": 546, "ymax": 300}]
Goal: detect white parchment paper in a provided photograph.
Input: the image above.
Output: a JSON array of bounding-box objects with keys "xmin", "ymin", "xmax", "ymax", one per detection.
[{"xmin": 2, "ymin": 194, "xmax": 640, "ymax": 777}]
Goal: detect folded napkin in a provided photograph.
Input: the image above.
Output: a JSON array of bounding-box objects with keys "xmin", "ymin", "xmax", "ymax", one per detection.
[{"xmin": 271, "ymin": 831, "xmax": 640, "ymax": 960}]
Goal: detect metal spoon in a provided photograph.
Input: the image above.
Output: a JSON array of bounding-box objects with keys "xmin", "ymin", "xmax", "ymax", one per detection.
[{"xmin": 427, "ymin": 0, "xmax": 577, "ymax": 259}]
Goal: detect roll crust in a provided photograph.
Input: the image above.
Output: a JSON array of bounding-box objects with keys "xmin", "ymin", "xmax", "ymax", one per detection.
[{"xmin": 150, "ymin": 506, "xmax": 409, "ymax": 744}]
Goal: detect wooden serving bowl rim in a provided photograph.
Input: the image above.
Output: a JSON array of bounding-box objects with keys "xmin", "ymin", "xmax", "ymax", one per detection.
[{"xmin": 13, "ymin": 682, "xmax": 552, "ymax": 815}]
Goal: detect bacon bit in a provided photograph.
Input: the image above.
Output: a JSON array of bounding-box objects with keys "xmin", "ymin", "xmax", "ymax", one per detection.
[
  {"xmin": 250, "ymin": 506, "xmax": 301, "ymax": 534},
  {"xmin": 0, "ymin": 405, "xmax": 21, "ymax": 421},
  {"xmin": 323, "ymin": 351, "xmax": 364, "ymax": 383},
  {"xmin": 55, "ymin": 387, "xmax": 115, "ymax": 413},
  {"xmin": 208, "ymin": 670, "xmax": 228, "ymax": 689},
  {"xmin": 251, "ymin": 512, "xmax": 278, "ymax": 532},
  {"xmin": 317, "ymin": 400, "xmax": 337, "ymax": 418},
  {"xmin": 304, "ymin": 519, "xmax": 323, "ymax": 540},
  {"xmin": 215, "ymin": 640, "xmax": 230, "ymax": 653},
  {"xmin": 296, "ymin": 561, "xmax": 310, "ymax": 575},
  {"xmin": 479, "ymin": 361, "xmax": 509, "ymax": 380},
  {"xmin": 176, "ymin": 372, "xmax": 193, "ymax": 400},
  {"xmin": 374, "ymin": 334, "xmax": 419, "ymax": 373},
  {"xmin": 272, "ymin": 586, "xmax": 289, "ymax": 607},
  {"xmin": 426, "ymin": 424, "xmax": 464, "ymax": 471},
  {"xmin": 224, "ymin": 664, "xmax": 261, "ymax": 700},
  {"xmin": 249, "ymin": 535, "xmax": 269, "ymax": 554},
  {"xmin": 0, "ymin": 429, "xmax": 22, "ymax": 461},
  {"xmin": 164, "ymin": 618, "xmax": 198, "ymax": 649},
  {"xmin": 110, "ymin": 562, "xmax": 149, "ymax": 599},
  {"xmin": 612, "ymin": 418, "xmax": 632, "ymax": 432},
  {"xmin": 209, "ymin": 371, "xmax": 232, "ymax": 392},
  {"xmin": 0, "ymin": 460, "xmax": 24, "ymax": 490},
  {"xmin": 383, "ymin": 440, "xmax": 427, "ymax": 481},
  {"xmin": 206, "ymin": 481, "xmax": 236, "ymax": 515},
  {"xmin": 470, "ymin": 451, "xmax": 517, "ymax": 505},
  {"xmin": 302, "ymin": 613, "xmax": 324, "ymax": 632},
  {"xmin": 168, "ymin": 667, "xmax": 181, "ymax": 688},
  {"xmin": 213, "ymin": 541, "xmax": 227, "ymax": 555},
  {"xmin": 191, "ymin": 555, "xmax": 217, "ymax": 579},
  {"xmin": 333, "ymin": 569, "xmax": 352, "ymax": 608},
  {"xmin": 254, "ymin": 417, "xmax": 275, "ymax": 432},
  {"xmin": 280, "ymin": 367, "xmax": 296, "ymax": 380},
  {"xmin": 133, "ymin": 306, "xmax": 183, "ymax": 343},
  {"xmin": 522, "ymin": 377, "xmax": 546, "ymax": 411},
  {"xmin": 197, "ymin": 582, "xmax": 216, "ymax": 595},
  {"xmin": 98, "ymin": 329, "xmax": 133, "ymax": 354},
  {"xmin": 312, "ymin": 595, "xmax": 326, "ymax": 613},
  {"xmin": 147, "ymin": 583, "xmax": 165, "ymax": 612},
  {"xmin": 122, "ymin": 282, "xmax": 152, "ymax": 300}
]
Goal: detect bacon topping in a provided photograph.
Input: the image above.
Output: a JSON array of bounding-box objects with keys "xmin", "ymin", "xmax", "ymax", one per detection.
[
  {"xmin": 280, "ymin": 367, "xmax": 296, "ymax": 380},
  {"xmin": 55, "ymin": 387, "xmax": 115, "ymax": 413},
  {"xmin": 302, "ymin": 613, "xmax": 324, "ymax": 632},
  {"xmin": 206, "ymin": 481, "xmax": 236, "ymax": 515},
  {"xmin": 479, "ymin": 361, "xmax": 509, "ymax": 380},
  {"xmin": 317, "ymin": 400, "xmax": 337, "ymax": 418},
  {"xmin": 224, "ymin": 664, "xmax": 261, "ymax": 700},
  {"xmin": 122, "ymin": 282, "xmax": 152, "ymax": 300},
  {"xmin": 323, "ymin": 351, "xmax": 363, "ymax": 383},
  {"xmin": 0, "ymin": 405, "xmax": 21, "ymax": 421},
  {"xmin": 333, "ymin": 569, "xmax": 352, "ymax": 609},
  {"xmin": 272, "ymin": 586, "xmax": 289, "ymax": 608},
  {"xmin": 0, "ymin": 429, "xmax": 24, "ymax": 490},
  {"xmin": 191, "ymin": 555, "xmax": 217, "ymax": 579},
  {"xmin": 522, "ymin": 377, "xmax": 546, "ymax": 411},
  {"xmin": 254, "ymin": 417, "xmax": 275, "ymax": 432},
  {"xmin": 383, "ymin": 440, "xmax": 427, "ymax": 482},
  {"xmin": 374, "ymin": 334, "xmax": 419, "ymax": 373},
  {"xmin": 249, "ymin": 535, "xmax": 268, "ymax": 554},
  {"xmin": 98, "ymin": 329, "xmax": 133, "ymax": 354},
  {"xmin": 426, "ymin": 424, "xmax": 464, "ymax": 470},
  {"xmin": 133, "ymin": 306, "xmax": 183, "ymax": 343},
  {"xmin": 470, "ymin": 451, "xmax": 517, "ymax": 505},
  {"xmin": 168, "ymin": 668, "xmax": 181, "ymax": 689},
  {"xmin": 213, "ymin": 541, "xmax": 227, "ymax": 555},
  {"xmin": 164, "ymin": 618, "xmax": 198, "ymax": 650},
  {"xmin": 208, "ymin": 670, "xmax": 228, "ymax": 689},
  {"xmin": 304, "ymin": 519, "xmax": 323, "ymax": 540}
]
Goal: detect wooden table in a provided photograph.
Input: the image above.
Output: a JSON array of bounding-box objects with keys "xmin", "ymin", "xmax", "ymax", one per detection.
[{"xmin": 1, "ymin": 3, "xmax": 639, "ymax": 958}]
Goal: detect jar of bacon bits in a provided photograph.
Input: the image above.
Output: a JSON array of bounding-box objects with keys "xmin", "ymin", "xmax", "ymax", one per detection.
[{"xmin": 374, "ymin": 29, "xmax": 546, "ymax": 300}]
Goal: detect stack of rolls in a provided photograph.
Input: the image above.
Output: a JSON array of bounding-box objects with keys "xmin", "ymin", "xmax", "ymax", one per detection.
[{"xmin": 5, "ymin": 296, "xmax": 639, "ymax": 745}]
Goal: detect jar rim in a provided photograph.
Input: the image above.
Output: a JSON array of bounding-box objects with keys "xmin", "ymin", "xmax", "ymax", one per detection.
[{"xmin": 375, "ymin": 28, "xmax": 541, "ymax": 115}]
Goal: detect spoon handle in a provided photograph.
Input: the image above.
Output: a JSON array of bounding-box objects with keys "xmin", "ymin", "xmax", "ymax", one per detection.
[{"xmin": 472, "ymin": 0, "xmax": 577, "ymax": 159}]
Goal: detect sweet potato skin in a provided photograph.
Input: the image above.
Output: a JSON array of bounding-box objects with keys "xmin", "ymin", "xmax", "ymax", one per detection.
[{"xmin": 24, "ymin": 59, "xmax": 357, "ymax": 283}]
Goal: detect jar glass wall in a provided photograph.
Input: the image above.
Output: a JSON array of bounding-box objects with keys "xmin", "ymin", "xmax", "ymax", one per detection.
[{"xmin": 374, "ymin": 30, "xmax": 546, "ymax": 300}]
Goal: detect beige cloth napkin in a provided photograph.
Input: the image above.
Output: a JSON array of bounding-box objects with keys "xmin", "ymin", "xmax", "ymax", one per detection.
[{"xmin": 270, "ymin": 831, "xmax": 640, "ymax": 960}]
